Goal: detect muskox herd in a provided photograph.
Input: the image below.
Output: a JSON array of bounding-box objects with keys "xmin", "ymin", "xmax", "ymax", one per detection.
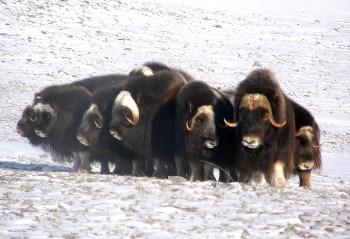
[{"xmin": 16, "ymin": 62, "xmax": 322, "ymax": 188}]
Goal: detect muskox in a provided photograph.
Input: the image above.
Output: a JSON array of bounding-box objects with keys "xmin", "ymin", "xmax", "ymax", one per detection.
[
  {"xmin": 109, "ymin": 69, "xmax": 189, "ymax": 178},
  {"xmin": 175, "ymin": 81, "xmax": 235, "ymax": 182},
  {"xmin": 292, "ymin": 100, "xmax": 322, "ymax": 188},
  {"xmin": 224, "ymin": 69, "xmax": 295, "ymax": 187},
  {"xmin": 33, "ymin": 85, "xmax": 93, "ymax": 172}
]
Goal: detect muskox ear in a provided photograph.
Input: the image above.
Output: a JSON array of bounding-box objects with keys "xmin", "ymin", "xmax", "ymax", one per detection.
[{"xmin": 186, "ymin": 100, "xmax": 193, "ymax": 114}]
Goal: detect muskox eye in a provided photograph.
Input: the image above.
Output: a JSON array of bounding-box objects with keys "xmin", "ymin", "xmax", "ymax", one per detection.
[
  {"xmin": 29, "ymin": 113, "xmax": 37, "ymax": 122},
  {"xmin": 44, "ymin": 113, "xmax": 53, "ymax": 122},
  {"xmin": 196, "ymin": 116, "xmax": 204, "ymax": 124},
  {"xmin": 263, "ymin": 112, "xmax": 269, "ymax": 120},
  {"xmin": 94, "ymin": 120, "xmax": 103, "ymax": 129}
]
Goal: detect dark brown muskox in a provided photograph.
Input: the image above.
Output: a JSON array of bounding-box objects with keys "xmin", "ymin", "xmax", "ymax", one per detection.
[
  {"xmin": 33, "ymin": 85, "xmax": 93, "ymax": 172},
  {"xmin": 109, "ymin": 70, "xmax": 189, "ymax": 178},
  {"xmin": 292, "ymin": 100, "xmax": 322, "ymax": 188},
  {"xmin": 175, "ymin": 81, "xmax": 236, "ymax": 182},
  {"xmin": 225, "ymin": 69, "xmax": 295, "ymax": 187}
]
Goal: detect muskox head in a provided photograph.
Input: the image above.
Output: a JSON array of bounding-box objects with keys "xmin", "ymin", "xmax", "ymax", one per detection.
[
  {"xmin": 186, "ymin": 103, "xmax": 218, "ymax": 156},
  {"xmin": 294, "ymin": 126, "xmax": 318, "ymax": 171},
  {"xmin": 16, "ymin": 106, "xmax": 38, "ymax": 137},
  {"xmin": 225, "ymin": 93, "xmax": 286, "ymax": 149},
  {"xmin": 178, "ymin": 82, "xmax": 232, "ymax": 158},
  {"xmin": 77, "ymin": 104, "xmax": 104, "ymax": 146},
  {"xmin": 109, "ymin": 90, "xmax": 140, "ymax": 141}
]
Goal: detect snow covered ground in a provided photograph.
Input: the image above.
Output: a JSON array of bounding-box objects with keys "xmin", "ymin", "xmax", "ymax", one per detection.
[{"xmin": 0, "ymin": 0, "xmax": 350, "ymax": 238}]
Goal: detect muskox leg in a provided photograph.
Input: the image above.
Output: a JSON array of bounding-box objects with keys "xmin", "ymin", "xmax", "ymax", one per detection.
[
  {"xmin": 204, "ymin": 164, "xmax": 215, "ymax": 181},
  {"xmin": 219, "ymin": 167, "xmax": 235, "ymax": 183},
  {"xmin": 72, "ymin": 152, "xmax": 81, "ymax": 172},
  {"xmin": 78, "ymin": 151, "xmax": 92, "ymax": 173},
  {"xmin": 189, "ymin": 161, "xmax": 204, "ymax": 182},
  {"xmin": 112, "ymin": 157, "xmax": 132, "ymax": 176},
  {"xmin": 298, "ymin": 170, "xmax": 311, "ymax": 188},
  {"xmin": 131, "ymin": 158, "xmax": 145, "ymax": 177},
  {"xmin": 175, "ymin": 156, "xmax": 188, "ymax": 178},
  {"xmin": 250, "ymin": 171, "xmax": 268, "ymax": 187},
  {"xmin": 152, "ymin": 158, "xmax": 169, "ymax": 179},
  {"xmin": 99, "ymin": 158, "xmax": 110, "ymax": 174},
  {"xmin": 270, "ymin": 161, "xmax": 287, "ymax": 188}
]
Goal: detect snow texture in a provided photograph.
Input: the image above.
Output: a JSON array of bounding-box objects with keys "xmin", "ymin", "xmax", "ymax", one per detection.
[{"xmin": 0, "ymin": 0, "xmax": 350, "ymax": 238}]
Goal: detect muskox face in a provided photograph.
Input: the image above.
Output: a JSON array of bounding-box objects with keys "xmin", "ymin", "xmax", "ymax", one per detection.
[
  {"xmin": 185, "ymin": 104, "xmax": 218, "ymax": 157},
  {"xmin": 33, "ymin": 102, "xmax": 57, "ymax": 138},
  {"xmin": 238, "ymin": 107, "xmax": 272, "ymax": 149},
  {"xmin": 77, "ymin": 104, "xmax": 103, "ymax": 146},
  {"xmin": 109, "ymin": 91, "xmax": 139, "ymax": 141},
  {"xmin": 294, "ymin": 126, "xmax": 315, "ymax": 170},
  {"xmin": 225, "ymin": 93, "xmax": 286, "ymax": 149},
  {"xmin": 16, "ymin": 106, "xmax": 38, "ymax": 137}
]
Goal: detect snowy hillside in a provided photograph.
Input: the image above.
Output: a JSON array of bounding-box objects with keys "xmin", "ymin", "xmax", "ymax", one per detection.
[{"xmin": 0, "ymin": 0, "xmax": 349, "ymax": 238}]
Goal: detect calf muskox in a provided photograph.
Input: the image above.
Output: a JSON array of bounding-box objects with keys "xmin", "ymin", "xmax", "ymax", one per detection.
[
  {"xmin": 292, "ymin": 100, "xmax": 322, "ymax": 188},
  {"xmin": 175, "ymin": 81, "xmax": 235, "ymax": 181},
  {"xmin": 225, "ymin": 69, "xmax": 295, "ymax": 187},
  {"xmin": 109, "ymin": 69, "xmax": 189, "ymax": 178}
]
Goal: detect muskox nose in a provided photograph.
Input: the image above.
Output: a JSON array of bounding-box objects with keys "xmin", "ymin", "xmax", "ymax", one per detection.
[
  {"xmin": 110, "ymin": 130, "xmax": 123, "ymax": 141},
  {"xmin": 241, "ymin": 136, "xmax": 261, "ymax": 149},
  {"xmin": 204, "ymin": 139, "xmax": 218, "ymax": 149},
  {"xmin": 298, "ymin": 161, "xmax": 314, "ymax": 171}
]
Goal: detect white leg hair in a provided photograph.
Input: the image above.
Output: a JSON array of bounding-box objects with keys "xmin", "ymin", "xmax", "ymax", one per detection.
[{"xmin": 270, "ymin": 161, "xmax": 287, "ymax": 188}]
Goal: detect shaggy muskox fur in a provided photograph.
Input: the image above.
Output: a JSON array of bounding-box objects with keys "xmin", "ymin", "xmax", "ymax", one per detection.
[
  {"xmin": 291, "ymin": 100, "xmax": 322, "ymax": 188},
  {"xmin": 175, "ymin": 81, "xmax": 235, "ymax": 181},
  {"xmin": 226, "ymin": 69, "xmax": 295, "ymax": 187},
  {"xmin": 109, "ymin": 70, "xmax": 188, "ymax": 178},
  {"xmin": 77, "ymin": 84, "xmax": 135, "ymax": 175}
]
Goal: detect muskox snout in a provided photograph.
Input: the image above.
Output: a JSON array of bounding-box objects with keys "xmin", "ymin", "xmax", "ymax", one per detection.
[
  {"xmin": 35, "ymin": 129, "xmax": 47, "ymax": 138},
  {"xmin": 77, "ymin": 135, "xmax": 91, "ymax": 146},
  {"xmin": 110, "ymin": 129, "xmax": 123, "ymax": 141},
  {"xmin": 204, "ymin": 139, "xmax": 219, "ymax": 149},
  {"xmin": 298, "ymin": 161, "xmax": 314, "ymax": 171},
  {"xmin": 241, "ymin": 136, "xmax": 262, "ymax": 149},
  {"xmin": 16, "ymin": 125, "xmax": 26, "ymax": 137}
]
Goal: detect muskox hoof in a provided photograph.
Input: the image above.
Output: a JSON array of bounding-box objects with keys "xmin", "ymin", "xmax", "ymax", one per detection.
[
  {"xmin": 250, "ymin": 172, "xmax": 268, "ymax": 187},
  {"xmin": 78, "ymin": 168, "xmax": 92, "ymax": 174},
  {"xmin": 132, "ymin": 170, "xmax": 145, "ymax": 177},
  {"xmin": 271, "ymin": 176, "xmax": 287, "ymax": 188}
]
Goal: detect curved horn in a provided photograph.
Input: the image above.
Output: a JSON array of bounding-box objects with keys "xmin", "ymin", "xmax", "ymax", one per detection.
[
  {"xmin": 94, "ymin": 120, "xmax": 103, "ymax": 129},
  {"xmin": 186, "ymin": 120, "xmax": 194, "ymax": 131},
  {"xmin": 240, "ymin": 94, "xmax": 286, "ymax": 128},
  {"xmin": 223, "ymin": 118, "xmax": 238, "ymax": 128},
  {"xmin": 312, "ymin": 144, "xmax": 322, "ymax": 148},
  {"xmin": 115, "ymin": 91, "xmax": 139, "ymax": 126}
]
